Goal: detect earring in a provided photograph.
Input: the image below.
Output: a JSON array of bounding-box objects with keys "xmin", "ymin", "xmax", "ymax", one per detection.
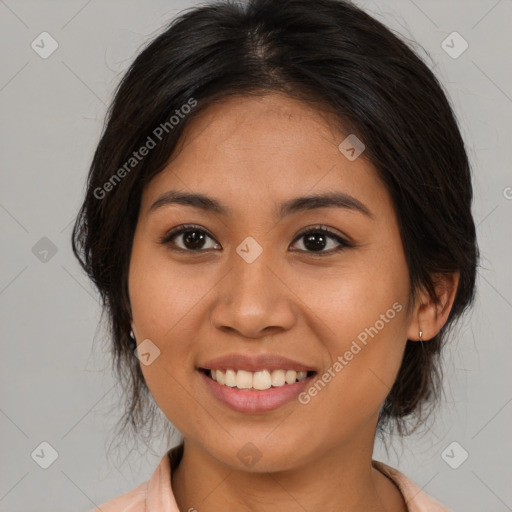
[
  {"xmin": 129, "ymin": 329, "xmax": 135, "ymax": 341},
  {"xmin": 419, "ymin": 329, "xmax": 423, "ymax": 342}
]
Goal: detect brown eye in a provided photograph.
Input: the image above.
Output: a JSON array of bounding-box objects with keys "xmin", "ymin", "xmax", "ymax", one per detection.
[
  {"xmin": 290, "ymin": 226, "xmax": 351, "ymax": 255},
  {"xmin": 159, "ymin": 224, "xmax": 351, "ymax": 255},
  {"xmin": 159, "ymin": 225, "xmax": 220, "ymax": 252}
]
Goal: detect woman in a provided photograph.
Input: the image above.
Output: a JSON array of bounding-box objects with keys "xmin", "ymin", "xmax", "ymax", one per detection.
[{"xmin": 72, "ymin": 0, "xmax": 478, "ymax": 510}]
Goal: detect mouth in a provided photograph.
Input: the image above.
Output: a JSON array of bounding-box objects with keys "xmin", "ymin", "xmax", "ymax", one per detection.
[
  {"xmin": 198, "ymin": 367, "xmax": 317, "ymax": 390},
  {"xmin": 197, "ymin": 367, "xmax": 318, "ymax": 413}
]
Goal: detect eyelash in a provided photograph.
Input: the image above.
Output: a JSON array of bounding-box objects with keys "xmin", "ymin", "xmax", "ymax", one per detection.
[{"xmin": 158, "ymin": 224, "xmax": 352, "ymax": 256}]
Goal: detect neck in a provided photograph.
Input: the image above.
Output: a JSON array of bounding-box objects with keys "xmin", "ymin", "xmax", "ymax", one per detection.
[{"xmin": 171, "ymin": 425, "xmax": 407, "ymax": 512}]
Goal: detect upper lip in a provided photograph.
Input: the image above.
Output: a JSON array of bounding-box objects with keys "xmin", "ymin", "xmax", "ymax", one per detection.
[{"xmin": 199, "ymin": 353, "xmax": 317, "ymax": 372}]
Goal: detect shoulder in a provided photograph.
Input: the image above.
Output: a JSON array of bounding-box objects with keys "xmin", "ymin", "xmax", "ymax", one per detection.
[
  {"xmin": 372, "ymin": 460, "xmax": 453, "ymax": 512},
  {"xmin": 89, "ymin": 481, "xmax": 147, "ymax": 512},
  {"xmin": 90, "ymin": 447, "xmax": 177, "ymax": 512}
]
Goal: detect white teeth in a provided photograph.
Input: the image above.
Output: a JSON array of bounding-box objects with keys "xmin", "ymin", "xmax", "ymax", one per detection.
[
  {"xmin": 215, "ymin": 369, "xmax": 225, "ymax": 385},
  {"xmin": 236, "ymin": 370, "xmax": 253, "ymax": 389},
  {"xmin": 271, "ymin": 369, "xmax": 286, "ymax": 387},
  {"xmin": 253, "ymin": 370, "xmax": 272, "ymax": 390},
  {"xmin": 208, "ymin": 368, "xmax": 311, "ymax": 390},
  {"xmin": 224, "ymin": 369, "xmax": 237, "ymax": 387},
  {"xmin": 285, "ymin": 370, "xmax": 297, "ymax": 384}
]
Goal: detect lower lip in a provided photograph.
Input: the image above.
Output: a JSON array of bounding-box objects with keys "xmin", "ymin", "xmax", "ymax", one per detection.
[{"xmin": 198, "ymin": 370, "xmax": 316, "ymax": 413}]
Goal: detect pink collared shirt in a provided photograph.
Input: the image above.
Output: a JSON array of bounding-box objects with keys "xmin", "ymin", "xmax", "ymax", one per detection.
[{"xmin": 93, "ymin": 444, "xmax": 451, "ymax": 511}]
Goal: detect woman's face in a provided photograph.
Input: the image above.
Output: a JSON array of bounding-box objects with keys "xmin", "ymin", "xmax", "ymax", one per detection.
[{"xmin": 128, "ymin": 93, "xmax": 416, "ymax": 471}]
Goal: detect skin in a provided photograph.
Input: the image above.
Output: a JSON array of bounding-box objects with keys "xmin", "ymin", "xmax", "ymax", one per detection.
[{"xmin": 128, "ymin": 92, "xmax": 458, "ymax": 512}]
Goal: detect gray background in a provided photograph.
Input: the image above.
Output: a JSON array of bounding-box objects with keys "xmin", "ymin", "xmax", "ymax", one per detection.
[{"xmin": 0, "ymin": 0, "xmax": 511, "ymax": 511}]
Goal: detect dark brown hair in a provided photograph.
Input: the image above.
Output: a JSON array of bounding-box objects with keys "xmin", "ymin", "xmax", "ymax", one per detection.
[{"xmin": 72, "ymin": 0, "xmax": 478, "ymax": 451}]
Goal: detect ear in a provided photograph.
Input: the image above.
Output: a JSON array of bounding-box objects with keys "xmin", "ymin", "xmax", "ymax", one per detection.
[{"xmin": 406, "ymin": 272, "xmax": 460, "ymax": 341}]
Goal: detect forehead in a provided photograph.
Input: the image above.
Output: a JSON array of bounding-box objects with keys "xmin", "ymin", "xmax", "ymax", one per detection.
[{"xmin": 140, "ymin": 93, "xmax": 389, "ymax": 217}]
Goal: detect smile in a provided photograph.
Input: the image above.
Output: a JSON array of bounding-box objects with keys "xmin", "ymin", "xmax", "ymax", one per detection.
[
  {"xmin": 198, "ymin": 368, "xmax": 317, "ymax": 413},
  {"xmin": 201, "ymin": 368, "xmax": 315, "ymax": 390}
]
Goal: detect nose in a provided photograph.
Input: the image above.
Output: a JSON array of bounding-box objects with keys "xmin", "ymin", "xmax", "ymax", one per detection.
[{"xmin": 209, "ymin": 248, "xmax": 297, "ymax": 339}]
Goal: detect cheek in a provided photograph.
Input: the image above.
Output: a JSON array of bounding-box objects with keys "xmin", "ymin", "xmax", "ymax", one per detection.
[
  {"xmin": 128, "ymin": 235, "xmax": 219, "ymax": 431},
  {"xmin": 296, "ymin": 287, "xmax": 409, "ymax": 438},
  {"xmin": 129, "ymin": 231, "xmax": 206, "ymax": 337},
  {"xmin": 295, "ymin": 245, "xmax": 410, "ymax": 428}
]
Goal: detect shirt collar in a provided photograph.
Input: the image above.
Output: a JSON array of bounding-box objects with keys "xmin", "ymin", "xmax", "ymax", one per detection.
[
  {"xmin": 372, "ymin": 460, "xmax": 451, "ymax": 511},
  {"xmin": 146, "ymin": 443, "xmax": 183, "ymax": 512}
]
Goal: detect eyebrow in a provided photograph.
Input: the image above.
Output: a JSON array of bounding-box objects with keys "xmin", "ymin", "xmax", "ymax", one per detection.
[{"xmin": 148, "ymin": 190, "xmax": 373, "ymax": 219}]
